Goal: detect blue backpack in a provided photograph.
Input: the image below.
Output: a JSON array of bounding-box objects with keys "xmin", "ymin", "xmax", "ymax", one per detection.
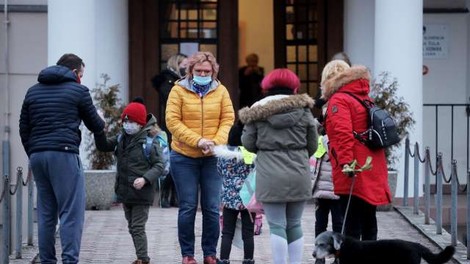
[
  {"xmin": 117, "ymin": 131, "xmax": 170, "ymax": 179},
  {"xmin": 144, "ymin": 131, "xmax": 170, "ymax": 179}
]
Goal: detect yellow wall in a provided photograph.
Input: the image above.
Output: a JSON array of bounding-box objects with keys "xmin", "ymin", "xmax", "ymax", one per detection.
[{"xmin": 238, "ymin": 0, "xmax": 274, "ymax": 74}]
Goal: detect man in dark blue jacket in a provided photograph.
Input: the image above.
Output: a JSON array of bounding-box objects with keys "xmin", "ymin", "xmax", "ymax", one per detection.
[{"xmin": 19, "ymin": 53, "xmax": 105, "ymax": 264}]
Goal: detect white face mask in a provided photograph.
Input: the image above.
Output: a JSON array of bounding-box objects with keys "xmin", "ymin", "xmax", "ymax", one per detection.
[{"xmin": 123, "ymin": 121, "xmax": 141, "ymax": 135}]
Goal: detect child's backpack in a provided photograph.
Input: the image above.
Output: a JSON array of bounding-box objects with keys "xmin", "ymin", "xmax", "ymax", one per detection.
[
  {"xmin": 239, "ymin": 169, "xmax": 264, "ymax": 214},
  {"xmin": 117, "ymin": 131, "xmax": 170, "ymax": 179},
  {"xmin": 343, "ymin": 92, "xmax": 400, "ymax": 149},
  {"xmin": 144, "ymin": 131, "xmax": 170, "ymax": 179}
]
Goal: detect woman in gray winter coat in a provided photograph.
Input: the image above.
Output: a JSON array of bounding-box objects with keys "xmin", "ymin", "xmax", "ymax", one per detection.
[{"xmin": 239, "ymin": 68, "xmax": 318, "ymax": 264}]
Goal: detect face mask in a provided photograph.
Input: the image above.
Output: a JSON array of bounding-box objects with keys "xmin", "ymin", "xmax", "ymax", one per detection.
[
  {"xmin": 123, "ymin": 121, "xmax": 141, "ymax": 135},
  {"xmin": 179, "ymin": 68, "xmax": 186, "ymax": 77},
  {"xmin": 74, "ymin": 70, "xmax": 82, "ymax": 84},
  {"xmin": 192, "ymin": 75, "xmax": 212, "ymax": 85}
]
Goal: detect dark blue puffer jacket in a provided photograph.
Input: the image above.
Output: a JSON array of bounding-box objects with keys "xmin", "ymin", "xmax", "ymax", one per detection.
[{"xmin": 19, "ymin": 65, "xmax": 105, "ymax": 156}]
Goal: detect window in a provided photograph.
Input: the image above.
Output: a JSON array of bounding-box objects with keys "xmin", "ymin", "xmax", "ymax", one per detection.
[
  {"xmin": 284, "ymin": 0, "xmax": 319, "ymax": 96},
  {"xmin": 159, "ymin": 0, "xmax": 218, "ymax": 68}
]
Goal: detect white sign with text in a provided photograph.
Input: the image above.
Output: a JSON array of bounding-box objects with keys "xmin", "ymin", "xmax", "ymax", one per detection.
[{"xmin": 423, "ymin": 24, "xmax": 448, "ymax": 59}]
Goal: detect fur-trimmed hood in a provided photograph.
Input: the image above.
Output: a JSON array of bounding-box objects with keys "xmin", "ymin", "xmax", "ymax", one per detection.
[
  {"xmin": 238, "ymin": 93, "xmax": 314, "ymax": 124},
  {"xmin": 213, "ymin": 145, "xmax": 244, "ymax": 161},
  {"xmin": 322, "ymin": 66, "xmax": 371, "ymax": 100}
]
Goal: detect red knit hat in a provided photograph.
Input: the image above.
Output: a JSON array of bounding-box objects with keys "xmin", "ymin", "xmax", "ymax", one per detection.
[{"xmin": 121, "ymin": 102, "xmax": 147, "ymax": 126}]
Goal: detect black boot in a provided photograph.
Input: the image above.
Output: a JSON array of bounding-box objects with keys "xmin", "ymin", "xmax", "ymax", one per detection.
[
  {"xmin": 242, "ymin": 260, "xmax": 254, "ymax": 264},
  {"xmin": 160, "ymin": 198, "xmax": 171, "ymax": 208},
  {"xmin": 217, "ymin": 260, "xmax": 230, "ymax": 264}
]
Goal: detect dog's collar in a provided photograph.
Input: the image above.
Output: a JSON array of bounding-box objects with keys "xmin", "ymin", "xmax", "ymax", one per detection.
[{"xmin": 334, "ymin": 250, "xmax": 341, "ymax": 263}]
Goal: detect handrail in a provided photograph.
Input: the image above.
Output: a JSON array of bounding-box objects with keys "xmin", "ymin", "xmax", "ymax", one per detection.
[
  {"xmin": 1, "ymin": 166, "xmax": 34, "ymax": 262},
  {"xmin": 403, "ymin": 137, "xmax": 469, "ymax": 259}
]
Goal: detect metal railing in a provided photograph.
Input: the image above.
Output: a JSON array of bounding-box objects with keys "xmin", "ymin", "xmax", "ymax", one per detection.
[
  {"xmin": 403, "ymin": 138, "xmax": 469, "ymax": 259},
  {"xmin": 1, "ymin": 166, "xmax": 34, "ymax": 263},
  {"xmin": 423, "ymin": 103, "xmax": 470, "ymax": 179}
]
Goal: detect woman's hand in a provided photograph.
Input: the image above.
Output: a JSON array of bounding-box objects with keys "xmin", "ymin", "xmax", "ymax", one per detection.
[{"xmin": 198, "ymin": 138, "xmax": 215, "ymax": 155}]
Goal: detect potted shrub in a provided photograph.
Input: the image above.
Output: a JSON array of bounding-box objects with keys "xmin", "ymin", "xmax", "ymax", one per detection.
[
  {"xmin": 370, "ymin": 72, "xmax": 415, "ymax": 210},
  {"xmin": 84, "ymin": 74, "xmax": 125, "ymax": 210}
]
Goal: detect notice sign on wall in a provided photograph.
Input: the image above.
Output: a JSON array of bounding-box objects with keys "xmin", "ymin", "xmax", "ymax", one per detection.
[{"xmin": 423, "ymin": 24, "xmax": 448, "ymax": 59}]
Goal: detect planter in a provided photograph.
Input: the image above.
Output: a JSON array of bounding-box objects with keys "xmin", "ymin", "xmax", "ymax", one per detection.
[
  {"xmin": 377, "ymin": 170, "xmax": 398, "ymax": 211},
  {"xmin": 84, "ymin": 170, "xmax": 116, "ymax": 210}
]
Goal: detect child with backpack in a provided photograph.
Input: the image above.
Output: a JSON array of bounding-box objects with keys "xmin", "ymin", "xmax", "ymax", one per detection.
[
  {"xmin": 213, "ymin": 120, "xmax": 257, "ymax": 264},
  {"xmin": 95, "ymin": 100, "xmax": 164, "ymax": 264}
]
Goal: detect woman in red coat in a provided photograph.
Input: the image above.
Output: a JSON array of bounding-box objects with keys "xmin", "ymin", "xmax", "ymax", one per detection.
[{"xmin": 321, "ymin": 60, "xmax": 391, "ymax": 241}]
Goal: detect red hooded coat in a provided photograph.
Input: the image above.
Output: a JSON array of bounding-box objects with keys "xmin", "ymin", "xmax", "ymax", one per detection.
[{"xmin": 322, "ymin": 66, "xmax": 391, "ymax": 206}]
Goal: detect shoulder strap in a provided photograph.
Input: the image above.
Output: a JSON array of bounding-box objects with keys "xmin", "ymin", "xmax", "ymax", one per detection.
[
  {"xmin": 338, "ymin": 92, "xmax": 371, "ymax": 144},
  {"xmin": 143, "ymin": 135, "xmax": 154, "ymax": 161},
  {"xmin": 341, "ymin": 91, "xmax": 372, "ymax": 110}
]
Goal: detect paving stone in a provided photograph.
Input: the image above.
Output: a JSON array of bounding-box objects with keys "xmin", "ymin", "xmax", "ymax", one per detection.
[{"xmin": 8, "ymin": 203, "xmax": 463, "ymax": 263}]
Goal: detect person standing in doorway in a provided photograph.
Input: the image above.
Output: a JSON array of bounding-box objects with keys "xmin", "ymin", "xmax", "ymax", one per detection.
[
  {"xmin": 239, "ymin": 53, "xmax": 264, "ymax": 108},
  {"xmin": 151, "ymin": 53, "xmax": 189, "ymax": 208},
  {"xmin": 19, "ymin": 53, "xmax": 105, "ymax": 264},
  {"xmin": 166, "ymin": 51, "xmax": 235, "ymax": 264}
]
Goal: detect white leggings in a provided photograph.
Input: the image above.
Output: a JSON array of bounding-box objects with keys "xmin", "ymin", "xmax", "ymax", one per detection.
[{"xmin": 263, "ymin": 201, "xmax": 306, "ymax": 264}]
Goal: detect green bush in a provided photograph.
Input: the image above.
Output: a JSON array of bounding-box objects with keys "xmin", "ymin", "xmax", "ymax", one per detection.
[
  {"xmin": 370, "ymin": 72, "xmax": 415, "ymax": 168},
  {"xmin": 86, "ymin": 74, "xmax": 124, "ymax": 169}
]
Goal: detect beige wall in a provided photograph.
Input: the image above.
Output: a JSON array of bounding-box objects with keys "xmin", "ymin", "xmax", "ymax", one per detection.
[
  {"xmin": 238, "ymin": 0, "xmax": 274, "ymax": 74},
  {"xmin": 0, "ymin": 11, "xmax": 47, "ymax": 179},
  {"xmin": 0, "ymin": 8, "xmax": 47, "ymax": 248}
]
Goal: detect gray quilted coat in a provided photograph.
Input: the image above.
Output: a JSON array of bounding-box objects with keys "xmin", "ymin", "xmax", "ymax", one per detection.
[{"xmin": 239, "ymin": 94, "xmax": 318, "ymax": 203}]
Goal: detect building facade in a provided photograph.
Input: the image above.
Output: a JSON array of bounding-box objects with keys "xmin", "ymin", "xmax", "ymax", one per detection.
[{"xmin": 0, "ymin": 0, "xmax": 469, "ymax": 249}]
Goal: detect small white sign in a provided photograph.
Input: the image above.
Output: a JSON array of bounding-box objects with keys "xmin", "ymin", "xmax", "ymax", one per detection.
[{"xmin": 423, "ymin": 24, "xmax": 448, "ymax": 59}]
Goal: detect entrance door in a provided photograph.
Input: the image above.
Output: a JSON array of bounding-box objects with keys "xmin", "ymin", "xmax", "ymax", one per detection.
[
  {"xmin": 129, "ymin": 0, "xmax": 237, "ymax": 118},
  {"xmin": 274, "ymin": 0, "xmax": 343, "ymax": 98},
  {"xmin": 129, "ymin": 0, "xmax": 342, "ymax": 121}
]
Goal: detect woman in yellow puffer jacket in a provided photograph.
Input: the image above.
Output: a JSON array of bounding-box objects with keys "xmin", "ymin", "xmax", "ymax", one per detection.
[{"xmin": 166, "ymin": 51, "xmax": 234, "ymax": 264}]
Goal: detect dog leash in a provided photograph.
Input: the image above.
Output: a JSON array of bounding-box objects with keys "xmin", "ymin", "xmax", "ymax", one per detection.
[{"xmin": 340, "ymin": 176, "xmax": 355, "ymax": 235}]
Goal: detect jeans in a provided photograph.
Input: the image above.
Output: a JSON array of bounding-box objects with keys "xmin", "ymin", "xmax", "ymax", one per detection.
[
  {"xmin": 30, "ymin": 151, "xmax": 85, "ymax": 264},
  {"xmin": 220, "ymin": 208, "xmax": 255, "ymax": 260},
  {"xmin": 170, "ymin": 151, "xmax": 222, "ymax": 257},
  {"xmin": 340, "ymin": 195, "xmax": 377, "ymax": 240},
  {"xmin": 123, "ymin": 204, "xmax": 150, "ymax": 262},
  {"xmin": 314, "ymin": 198, "xmax": 343, "ymax": 236}
]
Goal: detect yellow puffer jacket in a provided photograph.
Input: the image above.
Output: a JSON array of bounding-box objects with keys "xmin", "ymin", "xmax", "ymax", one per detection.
[{"xmin": 166, "ymin": 79, "xmax": 235, "ymax": 158}]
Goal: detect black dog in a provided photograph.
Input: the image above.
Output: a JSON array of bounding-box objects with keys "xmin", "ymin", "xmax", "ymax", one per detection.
[{"xmin": 313, "ymin": 231, "xmax": 455, "ymax": 264}]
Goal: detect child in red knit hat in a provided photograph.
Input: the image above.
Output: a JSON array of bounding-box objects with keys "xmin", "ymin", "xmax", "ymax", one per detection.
[{"xmin": 95, "ymin": 98, "xmax": 164, "ymax": 264}]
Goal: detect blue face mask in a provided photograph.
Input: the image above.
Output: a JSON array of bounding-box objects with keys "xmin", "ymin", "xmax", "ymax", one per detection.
[{"xmin": 193, "ymin": 75, "xmax": 212, "ymax": 85}]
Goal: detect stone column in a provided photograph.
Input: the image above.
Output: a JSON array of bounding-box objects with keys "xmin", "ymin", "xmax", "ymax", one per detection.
[{"xmin": 374, "ymin": 0, "xmax": 424, "ymax": 197}]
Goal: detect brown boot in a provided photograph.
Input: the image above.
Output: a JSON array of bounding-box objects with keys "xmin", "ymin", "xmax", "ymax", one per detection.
[
  {"xmin": 203, "ymin": 256, "xmax": 217, "ymax": 264},
  {"xmin": 182, "ymin": 256, "xmax": 198, "ymax": 264}
]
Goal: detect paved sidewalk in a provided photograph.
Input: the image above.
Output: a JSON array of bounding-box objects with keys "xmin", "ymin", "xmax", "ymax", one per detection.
[{"xmin": 9, "ymin": 203, "xmax": 462, "ymax": 264}]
